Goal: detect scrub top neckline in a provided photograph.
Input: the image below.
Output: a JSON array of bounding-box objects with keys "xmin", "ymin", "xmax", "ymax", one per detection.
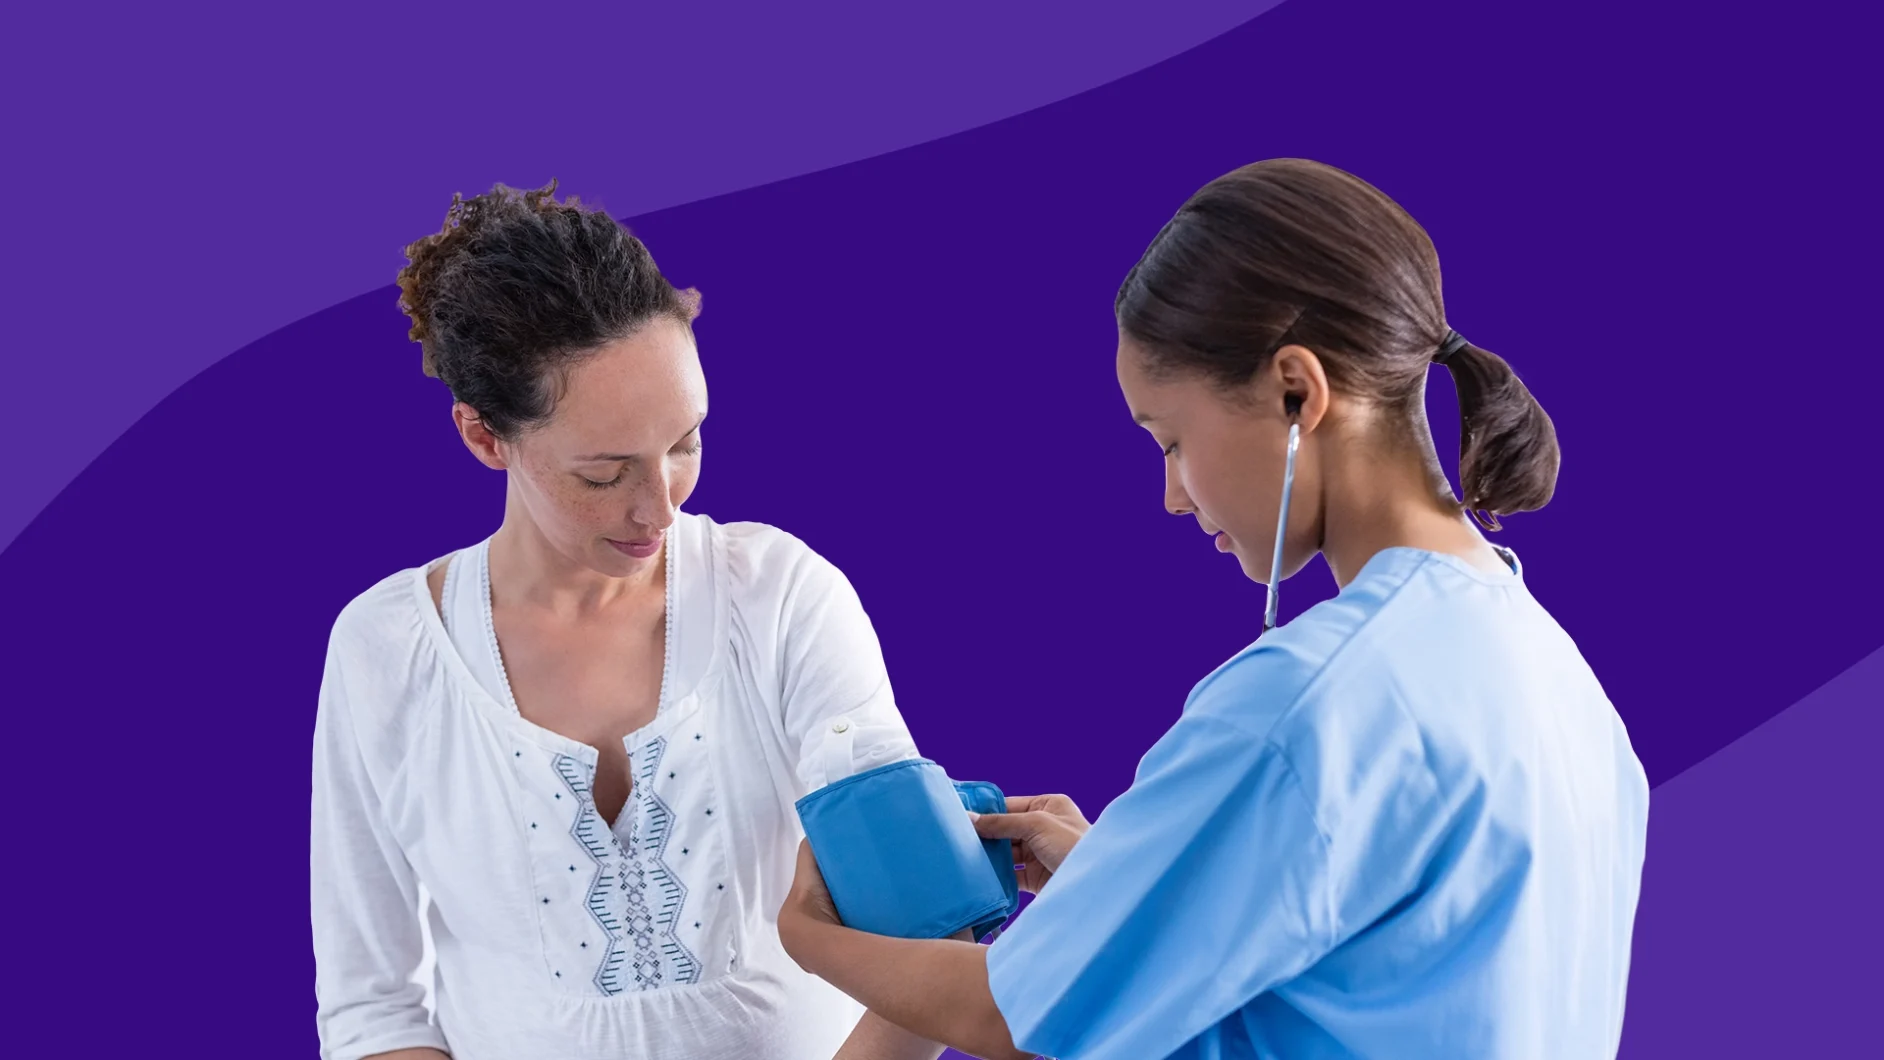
[{"xmin": 1352, "ymin": 545, "xmax": 1524, "ymax": 589}]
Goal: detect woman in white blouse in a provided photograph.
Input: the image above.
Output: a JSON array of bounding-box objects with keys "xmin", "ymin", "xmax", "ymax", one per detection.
[{"xmin": 310, "ymin": 182, "xmax": 938, "ymax": 1060}]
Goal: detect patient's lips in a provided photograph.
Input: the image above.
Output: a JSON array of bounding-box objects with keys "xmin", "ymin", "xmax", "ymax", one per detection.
[{"xmin": 608, "ymin": 531, "xmax": 664, "ymax": 559}]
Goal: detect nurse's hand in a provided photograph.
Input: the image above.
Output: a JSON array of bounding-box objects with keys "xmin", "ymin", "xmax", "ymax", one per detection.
[
  {"xmin": 780, "ymin": 841, "xmax": 976, "ymax": 970},
  {"xmin": 971, "ymin": 794, "xmax": 1091, "ymax": 894},
  {"xmin": 784, "ymin": 838, "xmax": 843, "ymax": 931}
]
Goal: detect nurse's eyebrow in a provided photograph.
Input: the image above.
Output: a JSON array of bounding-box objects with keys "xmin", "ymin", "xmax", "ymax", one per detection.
[
  {"xmin": 1132, "ymin": 410, "xmax": 1156, "ymax": 424},
  {"xmin": 575, "ymin": 416, "xmax": 707, "ymax": 461}
]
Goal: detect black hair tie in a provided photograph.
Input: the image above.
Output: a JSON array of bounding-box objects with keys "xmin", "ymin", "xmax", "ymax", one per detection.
[{"xmin": 1433, "ymin": 329, "xmax": 1469, "ymax": 365}]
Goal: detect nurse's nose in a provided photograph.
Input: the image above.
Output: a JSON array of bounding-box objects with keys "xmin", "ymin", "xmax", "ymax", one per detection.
[{"xmin": 1163, "ymin": 458, "xmax": 1193, "ymax": 517}]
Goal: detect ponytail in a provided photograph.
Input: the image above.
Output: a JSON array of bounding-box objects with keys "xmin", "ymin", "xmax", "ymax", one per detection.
[
  {"xmin": 1442, "ymin": 340, "xmax": 1560, "ymax": 530},
  {"xmin": 1113, "ymin": 159, "xmax": 1564, "ymax": 533}
]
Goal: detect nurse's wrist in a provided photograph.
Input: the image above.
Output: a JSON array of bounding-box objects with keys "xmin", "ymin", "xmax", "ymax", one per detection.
[{"xmin": 777, "ymin": 901, "xmax": 839, "ymax": 975}]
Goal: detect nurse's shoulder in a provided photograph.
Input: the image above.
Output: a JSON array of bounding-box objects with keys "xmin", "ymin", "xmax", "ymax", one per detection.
[{"xmin": 1182, "ymin": 552, "xmax": 1425, "ymax": 741}]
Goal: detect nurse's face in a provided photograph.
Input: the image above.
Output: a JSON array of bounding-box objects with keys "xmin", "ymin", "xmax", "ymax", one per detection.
[
  {"xmin": 458, "ymin": 317, "xmax": 707, "ymax": 578},
  {"xmin": 1116, "ymin": 335, "xmax": 1324, "ymax": 585}
]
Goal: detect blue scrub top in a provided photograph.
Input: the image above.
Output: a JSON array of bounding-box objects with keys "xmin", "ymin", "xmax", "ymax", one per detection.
[{"xmin": 986, "ymin": 548, "xmax": 1649, "ymax": 1060}]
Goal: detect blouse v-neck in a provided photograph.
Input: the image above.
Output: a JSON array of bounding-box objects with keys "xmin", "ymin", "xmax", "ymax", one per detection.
[{"xmin": 435, "ymin": 527, "xmax": 706, "ymax": 771}]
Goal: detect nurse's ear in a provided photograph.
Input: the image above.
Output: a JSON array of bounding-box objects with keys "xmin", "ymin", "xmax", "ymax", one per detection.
[
  {"xmin": 1270, "ymin": 344, "xmax": 1331, "ymax": 432},
  {"xmin": 452, "ymin": 402, "xmax": 511, "ymax": 471}
]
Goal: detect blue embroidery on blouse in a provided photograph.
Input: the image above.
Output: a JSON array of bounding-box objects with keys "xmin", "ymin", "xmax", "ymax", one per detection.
[
  {"xmin": 632, "ymin": 736, "xmax": 700, "ymax": 985},
  {"xmin": 553, "ymin": 754, "xmax": 627, "ymax": 995},
  {"xmin": 551, "ymin": 741, "xmax": 699, "ymax": 993}
]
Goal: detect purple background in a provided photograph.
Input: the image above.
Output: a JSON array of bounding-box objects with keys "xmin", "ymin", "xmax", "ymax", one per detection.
[
  {"xmin": 0, "ymin": 0, "xmax": 1279, "ymax": 556},
  {"xmin": 2, "ymin": 0, "xmax": 1877, "ymax": 1055}
]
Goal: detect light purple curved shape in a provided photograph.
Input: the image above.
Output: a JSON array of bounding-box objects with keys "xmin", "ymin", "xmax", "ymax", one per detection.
[
  {"xmin": 1620, "ymin": 644, "xmax": 1882, "ymax": 1055},
  {"xmin": 0, "ymin": 0, "xmax": 1280, "ymax": 553}
]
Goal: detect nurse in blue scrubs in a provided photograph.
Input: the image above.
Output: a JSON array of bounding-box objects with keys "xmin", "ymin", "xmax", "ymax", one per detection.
[{"xmin": 775, "ymin": 158, "xmax": 1650, "ymax": 1060}]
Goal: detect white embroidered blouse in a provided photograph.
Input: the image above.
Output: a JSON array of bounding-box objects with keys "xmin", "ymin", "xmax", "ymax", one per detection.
[{"xmin": 311, "ymin": 513, "xmax": 919, "ymax": 1060}]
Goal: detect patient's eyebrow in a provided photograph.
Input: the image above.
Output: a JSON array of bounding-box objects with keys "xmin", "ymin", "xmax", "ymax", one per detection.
[
  {"xmin": 575, "ymin": 416, "xmax": 707, "ymax": 462},
  {"xmin": 1132, "ymin": 410, "xmax": 1156, "ymax": 424}
]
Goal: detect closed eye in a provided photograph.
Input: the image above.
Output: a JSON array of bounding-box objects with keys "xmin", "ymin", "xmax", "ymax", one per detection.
[{"xmin": 582, "ymin": 437, "xmax": 701, "ymax": 488}]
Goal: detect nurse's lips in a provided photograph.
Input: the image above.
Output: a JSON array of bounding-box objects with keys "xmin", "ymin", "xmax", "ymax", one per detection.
[
  {"xmin": 1198, "ymin": 521, "xmax": 1231, "ymax": 552},
  {"xmin": 607, "ymin": 532, "xmax": 664, "ymax": 559}
]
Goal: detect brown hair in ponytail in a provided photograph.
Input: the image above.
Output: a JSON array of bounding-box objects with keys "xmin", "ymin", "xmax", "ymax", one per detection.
[
  {"xmin": 1438, "ymin": 338, "xmax": 1558, "ymax": 528},
  {"xmin": 1114, "ymin": 158, "xmax": 1559, "ymax": 527}
]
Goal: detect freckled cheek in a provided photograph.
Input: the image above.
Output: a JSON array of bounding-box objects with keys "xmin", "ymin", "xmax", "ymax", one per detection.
[
  {"xmin": 563, "ymin": 490, "xmax": 618, "ymax": 525},
  {"xmin": 528, "ymin": 467, "xmax": 623, "ymax": 534},
  {"xmin": 670, "ymin": 461, "xmax": 702, "ymax": 504},
  {"xmin": 579, "ymin": 484, "xmax": 646, "ymax": 529}
]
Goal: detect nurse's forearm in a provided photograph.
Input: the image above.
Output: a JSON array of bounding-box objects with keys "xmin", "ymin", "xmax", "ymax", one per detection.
[
  {"xmin": 362, "ymin": 1050, "xmax": 450, "ymax": 1059},
  {"xmin": 788, "ymin": 922, "xmax": 1030, "ymax": 1060},
  {"xmin": 833, "ymin": 1010, "xmax": 948, "ymax": 1060}
]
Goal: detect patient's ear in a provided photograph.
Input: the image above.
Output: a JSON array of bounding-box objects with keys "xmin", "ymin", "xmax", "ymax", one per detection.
[{"xmin": 453, "ymin": 403, "xmax": 508, "ymax": 470}]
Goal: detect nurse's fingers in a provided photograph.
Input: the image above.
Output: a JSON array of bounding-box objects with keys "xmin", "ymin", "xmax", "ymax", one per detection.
[
  {"xmin": 971, "ymin": 812, "xmax": 1027, "ymax": 839},
  {"xmin": 974, "ymin": 811, "xmax": 1078, "ymax": 871},
  {"xmin": 792, "ymin": 839, "xmax": 823, "ymax": 888},
  {"xmin": 787, "ymin": 839, "xmax": 841, "ymax": 926},
  {"xmin": 1000, "ymin": 793, "xmax": 1090, "ymax": 825}
]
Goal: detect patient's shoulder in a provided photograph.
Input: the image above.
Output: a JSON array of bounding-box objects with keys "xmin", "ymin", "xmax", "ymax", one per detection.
[{"xmin": 426, "ymin": 560, "xmax": 448, "ymax": 617}]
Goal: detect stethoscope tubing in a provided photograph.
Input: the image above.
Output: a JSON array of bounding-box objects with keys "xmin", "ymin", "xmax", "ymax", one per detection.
[{"xmin": 1262, "ymin": 420, "xmax": 1301, "ymax": 633}]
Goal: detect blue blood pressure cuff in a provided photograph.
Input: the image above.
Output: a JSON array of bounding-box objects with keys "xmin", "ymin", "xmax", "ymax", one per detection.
[{"xmin": 795, "ymin": 758, "xmax": 1020, "ymax": 941}]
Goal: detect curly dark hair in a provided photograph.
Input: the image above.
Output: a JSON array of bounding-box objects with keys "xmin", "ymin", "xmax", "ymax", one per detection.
[{"xmin": 395, "ymin": 179, "xmax": 701, "ymax": 440}]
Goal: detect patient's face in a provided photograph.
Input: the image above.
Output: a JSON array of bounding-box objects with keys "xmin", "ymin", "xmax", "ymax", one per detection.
[
  {"xmin": 1116, "ymin": 336, "xmax": 1300, "ymax": 585},
  {"xmin": 496, "ymin": 318, "xmax": 708, "ymax": 578}
]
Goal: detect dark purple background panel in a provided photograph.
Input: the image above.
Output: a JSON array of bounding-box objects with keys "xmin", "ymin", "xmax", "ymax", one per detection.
[{"xmin": 0, "ymin": 0, "xmax": 1876, "ymax": 1055}]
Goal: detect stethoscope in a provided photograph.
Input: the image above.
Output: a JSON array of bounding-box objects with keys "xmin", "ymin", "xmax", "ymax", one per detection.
[
  {"xmin": 1259, "ymin": 391, "xmax": 1524, "ymax": 634},
  {"xmin": 1262, "ymin": 396, "xmax": 1304, "ymax": 635}
]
